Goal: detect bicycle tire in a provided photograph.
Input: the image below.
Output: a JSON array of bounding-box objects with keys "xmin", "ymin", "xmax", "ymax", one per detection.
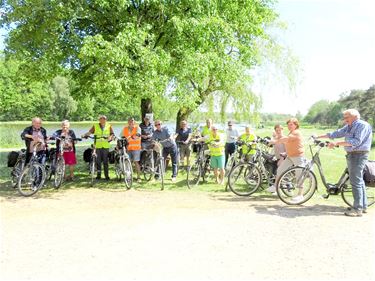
[
  {"xmin": 123, "ymin": 158, "xmax": 133, "ymax": 189},
  {"xmin": 11, "ymin": 160, "xmax": 23, "ymax": 188},
  {"xmin": 90, "ymin": 158, "xmax": 96, "ymax": 187},
  {"xmin": 228, "ymin": 163, "xmax": 262, "ymax": 196},
  {"xmin": 341, "ymin": 177, "xmax": 375, "ymax": 208},
  {"xmin": 53, "ymin": 156, "xmax": 65, "ymax": 189},
  {"xmin": 276, "ymin": 166, "xmax": 317, "ymax": 205},
  {"xmin": 17, "ymin": 163, "xmax": 45, "ymax": 197},
  {"xmin": 159, "ymin": 158, "xmax": 165, "ymax": 190},
  {"xmin": 225, "ymin": 154, "xmax": 236, "ymax": 175},
  {"xmin": 187, "ymin": 161, "xmax": 201, "ymax": 188}
]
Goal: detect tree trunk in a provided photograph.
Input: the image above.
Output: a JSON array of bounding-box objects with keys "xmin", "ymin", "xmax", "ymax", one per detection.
[
  {"xmin": 141, "ymin": 98, "xmax": 153, "ymax": 121},
  {"xmin": 176, "ymin": 107, "xmax": 193, "ymax": 131}
]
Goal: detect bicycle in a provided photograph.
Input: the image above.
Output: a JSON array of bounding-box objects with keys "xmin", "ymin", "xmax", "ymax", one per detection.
[
  {"xmin": 186, "ymin": 138, "xmax": 212, "ymax": 188},
  {"xmin": 48, "ymin": 136, "xmax": 82, "ymax": 188},
  {"xmin": 8, "ymin": 149, "xmax": 27, "ymax": 188},
  {"xmin": 17, "ymin": 142, "xmax": 47, "ymax": 196},
  {"xmin": 276, "ymin": 137, "xmax": 375, "ymax": 206},
  {"xmin": 114, "ymin": 137, "xmax": 133, "ymax": 189},
  {"xmin": 227, "ymin": 137, "xmax": 277, "ymax": 196},
  {"xmin": 140, "ymin": 139, "xmax": 166, "ymax": 190},
  {"xmin": 82, "ymin": 135, "xmax": 112, "ymax": 187}
]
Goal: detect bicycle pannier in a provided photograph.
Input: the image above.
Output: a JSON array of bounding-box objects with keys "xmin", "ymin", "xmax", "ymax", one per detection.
[
  {"xmin": 363, "ymin": 160, "xmax": 375, "ymax": 187},
  {"xmin": 7, "ymin": 151, "xmax": 19, "ymax": 167},
  {"xmin": 83, "ymin": 148, "xmax": 93, "ymax": 163},
  {"xmin": 108, "ymin": 150, "xmax": 116, "ymax": 164}
]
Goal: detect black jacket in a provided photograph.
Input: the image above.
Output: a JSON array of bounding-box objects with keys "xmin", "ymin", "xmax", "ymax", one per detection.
[{"xmin": 21, "ymin": 126, "xmax": 48, "ymax": 152}]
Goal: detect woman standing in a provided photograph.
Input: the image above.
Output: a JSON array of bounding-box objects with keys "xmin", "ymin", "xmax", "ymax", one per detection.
[
  {"xmin": 272, "ymin": 124, "xmax": 286, "ymax": 167},
  {"xmin": 53, "ymin": 120, "xmax": 78, "ymax": 181},
  {"xmin": 268, "ymin": 118, "xmax": 305, "ymax": 201}
]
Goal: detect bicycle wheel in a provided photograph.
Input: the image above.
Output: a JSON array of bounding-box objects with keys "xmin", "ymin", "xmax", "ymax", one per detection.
[
  {"xmin": 90, "ymin": 158, "xmax": 96, "ymax": 187},
  {"xmin": 17, "ymin": 163, "xmax": 46, "ymax": 197},
  {"xmin": 53, "ymin": 157, "xmax": 65, "ymax": 189},
  {"xmin": 228, "ymin": 163, "xmax": 262, "ymax": 196},
  {"xmin": 187, "ymin": 161, "xmax": 201, "ymax": 188},
  {"xmin": 11, "ymin": 160, "xmax": 23, "ymax": 188},
  {"xmin": 225, "ymin": 154, "xmax": 236, "ymax": 175},
  {"xmin": 341, "ymin": 177, "xmax": 375, "ymax": 208},
  {"xmin": 122, "ymin": 158, "xmax": 133, "ymax": 189},
  {"xmin": 159, "ymin": 158, "xmax": 165, "ymax": 190},
  {"xmin": 276, "ymin": 166, "xmax": 317, "ymax": 205}
]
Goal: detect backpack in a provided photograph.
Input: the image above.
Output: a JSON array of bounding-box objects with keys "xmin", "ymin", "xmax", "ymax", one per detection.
[
  {"xmin": 7, "ymin": 151, "xmax": 19, "ymax": 167},
  {"xmin": 83, "ymin": 148, "xmax": 93, "ymax": 163},
  {"xmin": 363, "ymin": 160, "xmax": 375, "ymax": 187}
]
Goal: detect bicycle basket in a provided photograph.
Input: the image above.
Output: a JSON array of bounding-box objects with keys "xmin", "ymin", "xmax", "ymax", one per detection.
[
  {"xmin": 117, "ymin": 138, "xmax": 128, "ymax": 149},
  {"xmin": 83, "ymin": 148, "xmax": 93, "ymax": 162},
  {"xmin": 7, "ymin": 151, "xmax": 19, "ymax": 167},
  {"xmin": 108, "ymin": 150, "xmax": 116, "ymax": 164}
]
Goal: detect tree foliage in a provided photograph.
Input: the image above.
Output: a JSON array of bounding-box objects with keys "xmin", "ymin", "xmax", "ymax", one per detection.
[{"xmin": 1, "ymin": 0, "xmax": 284, "ymax": 124}]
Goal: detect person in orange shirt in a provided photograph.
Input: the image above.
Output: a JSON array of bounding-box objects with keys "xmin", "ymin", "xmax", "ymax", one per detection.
[
  {"xmin": 122, "ymin": 117, "xmax": 142, "ymax": 182},
  {"xmin": 268, "ymin": 118, "xmax": 306, "ymax": 201}
]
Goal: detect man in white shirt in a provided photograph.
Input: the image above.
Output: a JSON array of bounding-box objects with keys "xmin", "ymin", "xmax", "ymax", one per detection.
[{"xmin": 225, "ymin": 121, "xmax": 239, "ymax": 166}]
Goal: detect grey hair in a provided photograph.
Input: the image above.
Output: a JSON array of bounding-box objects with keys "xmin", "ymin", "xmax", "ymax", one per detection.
[
  {"xmin": 32, "ymin": 117, "xmax": 42, "ymax": 123},
  {"xmin": 62, "ymin": 120, "xmax": 70, "ymax": 127},
  {"xmin": 343, "ymin": 109, "xmax": 360, "ymax": 119}
]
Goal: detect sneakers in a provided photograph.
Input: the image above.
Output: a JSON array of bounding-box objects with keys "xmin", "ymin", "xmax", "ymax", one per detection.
[
  {"xmin": 171, "ymin": 177, "xmax": 177, "ymax": 183},
  {"xmin": 344, "ymin": 209, "xmax": 363, "ymax": 217},
  {"xmin": 346, "ymin": 207, "xmax": 367, "ymax": 214},
  {"xmin": 267, "ymin": 185, "xmax": 276, "ymax": 193},
  {"xmin": 291, "ymin": 195, "xmax": 304, "ymax": 202}
]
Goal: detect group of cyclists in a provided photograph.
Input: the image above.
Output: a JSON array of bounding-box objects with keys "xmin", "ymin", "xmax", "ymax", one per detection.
[
  {"xmin": 10, "ymin": 115, "xmax": 277, "ymax": 188},
  {"xmin": 7, "ymin": 108, "xmax": 374, "ymax": 217}
]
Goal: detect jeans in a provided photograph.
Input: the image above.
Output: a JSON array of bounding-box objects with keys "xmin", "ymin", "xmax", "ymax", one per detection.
[
  {"xmin": 96, "ymin": 148, "xmax": 109, "ymax": 178},
  {"xmin": 163, "ymin": 145, "xmax": 178, "ymax": 178},
  {"xmin": 346, "ymin": 152, "xmax": 369, "ymax": 210}
]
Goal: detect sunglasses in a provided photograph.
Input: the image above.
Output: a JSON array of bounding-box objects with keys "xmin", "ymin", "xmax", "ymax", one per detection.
[{"xmin": 155, "ymin": 123, "xmax": 161, "ymax": 126}]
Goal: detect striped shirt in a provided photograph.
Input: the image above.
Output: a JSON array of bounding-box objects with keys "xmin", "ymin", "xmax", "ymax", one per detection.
[{"xmin": 327, "ymin": 119, "xmax": 373, "ymax": 152}]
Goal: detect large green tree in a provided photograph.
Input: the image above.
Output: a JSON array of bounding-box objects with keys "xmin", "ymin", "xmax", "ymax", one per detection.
[{"xmin": 1, "ymin": 0, "xmax": 282, "ymax": 124}]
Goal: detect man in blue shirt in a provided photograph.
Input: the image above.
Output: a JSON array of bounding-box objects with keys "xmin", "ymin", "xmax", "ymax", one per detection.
[
  {"xmin": 175, "ymin": 120, "xmax": 192, "ymax": 167},
  {"xmin": 152, "ymin": 120, "xmax": 178, "ymax": 182},
  {"xmin": 318, "ymin": 109, "xmax": 373, "ymax": 217}
]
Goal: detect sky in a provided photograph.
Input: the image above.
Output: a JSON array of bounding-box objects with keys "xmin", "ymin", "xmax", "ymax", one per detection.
[
  {"xmin": 256, "ymin": 0, "xmax": 375, "ymax": 115},
  {"xmin": 1, "ymin": 0, "xmax": 374, "ymax": 116}
]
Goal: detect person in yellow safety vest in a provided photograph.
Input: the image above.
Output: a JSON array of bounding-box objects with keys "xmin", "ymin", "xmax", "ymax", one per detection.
[
  {"xmin": 238, "ymin": 126, "xmax": 257, "ymax": 158},
  {"xmin": 201, "ymin": 118, "xmax": 213, "ymax": 138},
  {"xmin": 208, "ymin": 125, "xmax": 226, "ymax": 185},
  {"xmin": 122, "ymin": 117, "xmax": 142, "ymax": 182},
  {"xmin": 82, "ymin": 115, "xmax": 115, "ymax": 180}
]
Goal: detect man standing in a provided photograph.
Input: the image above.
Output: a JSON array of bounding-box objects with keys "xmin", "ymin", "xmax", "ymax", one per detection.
[
  {"xmin": 175, "ymin": 120, "xmax": 192, "ymax": 167},
  {"xmin": 318, "ymin": 109, "xmax": 373, "ymax": 217},
  {"xmin": 208, "ymin": 125, "xmax": 225, "ymax": 185},
  {"xmin": 21, "ymin": 117, "xmax": 48, "ymax": 164},
  {"xmin": 152, "ymin": 120, "xmax": 178, "ymax": 182},
  {"xmin": 140, "ymin": 115, "xmax": 154, "ymax": 149},
  {"xmin": 224, "ymin": 121, "xmax": 239, "ymax": 166},
  {"xmin": 201, "ymin": 118, "xmax": 213, "ymax": 138},
  {"xmin": 83, "ymin": 115, "xmax": 115, "ymax": 181},
  {"xmin": 122, "ymin": 117, "xmax": 142, "ymax": 182}
]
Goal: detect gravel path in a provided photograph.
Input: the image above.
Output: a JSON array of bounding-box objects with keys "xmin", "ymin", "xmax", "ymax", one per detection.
[{"xmin": 1, "ymin": 188, "xmax": 374, "ymax": 281}]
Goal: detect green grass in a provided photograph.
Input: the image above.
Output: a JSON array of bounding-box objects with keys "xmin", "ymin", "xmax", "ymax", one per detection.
[{"xmin": 1, "ymin": 125, "xmax": 374, "ymax": 206}]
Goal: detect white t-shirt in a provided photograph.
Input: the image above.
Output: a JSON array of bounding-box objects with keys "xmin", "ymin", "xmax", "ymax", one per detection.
[{"xmin": 226, "ymin": 128, "xmax": 239, "ymax": 143}]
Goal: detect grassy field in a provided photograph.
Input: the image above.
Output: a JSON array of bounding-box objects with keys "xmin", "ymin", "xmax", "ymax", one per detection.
[{"xmin": 1, "ymin": 124, "xmax": 374, "ymax": 205}]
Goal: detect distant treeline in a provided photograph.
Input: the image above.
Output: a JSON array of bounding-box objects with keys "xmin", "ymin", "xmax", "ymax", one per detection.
[{"xmin": 303, "ymin": 85, "xmax": 375, "ymax": 128}]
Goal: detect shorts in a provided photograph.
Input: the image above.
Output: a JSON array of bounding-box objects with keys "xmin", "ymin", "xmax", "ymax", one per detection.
[
  {"xmin": 211, "ymin": 155, "xmax": 225, "ymax": 169},
  {"xmin": 179, "ymin": 143, "xmax": 191, "ymax": 159},
  {"xmin": 128, "ymin": 150, "xmax": 141, "ymax": 162}
]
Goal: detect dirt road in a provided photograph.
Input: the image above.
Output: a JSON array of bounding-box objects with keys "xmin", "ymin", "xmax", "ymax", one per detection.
[{"xmin": 1, "ymin": 188, "xmax": 374, "ymax": 280}]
